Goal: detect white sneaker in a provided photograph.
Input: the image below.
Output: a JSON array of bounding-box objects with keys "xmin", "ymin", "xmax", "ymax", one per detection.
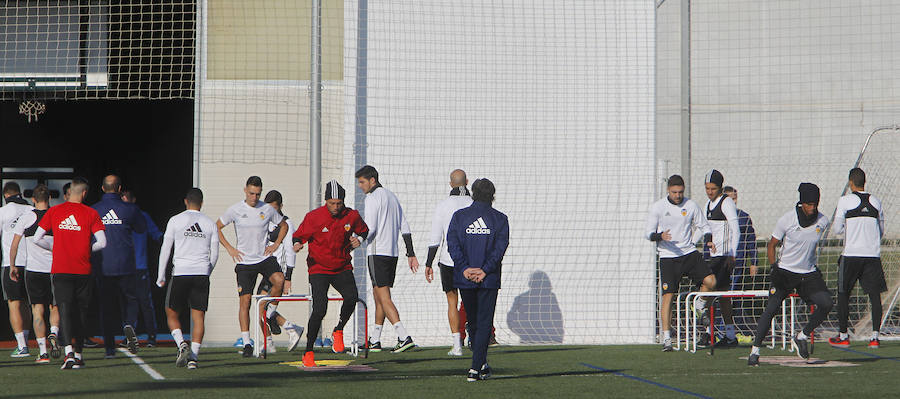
[
  {"xmin": 287, "ymin": 326, "xmax": 304, "ymax": 352},
  {"xmin": 448, "ymin": 346, "xmax": 463, "ymax": 356},
  {"xmin": 266, "ymin": 338, "xmax": 277, "ymax": 354}
]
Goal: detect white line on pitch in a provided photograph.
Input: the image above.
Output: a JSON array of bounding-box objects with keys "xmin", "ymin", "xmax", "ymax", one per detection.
[{"xmin": 118, "ymin": 348, "xmax": 165, "ymax": 380}]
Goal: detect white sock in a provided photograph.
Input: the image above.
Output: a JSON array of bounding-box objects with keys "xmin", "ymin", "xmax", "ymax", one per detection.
[
  {"xmin": 393, "ymin": 321, "xmax": 410, "ymax": 340},
  {"xmin": 751, "ymin": 346, "xmax": 760, "ymax": 355},
  {"xmin": 50, "ymin": 325, "xmax": 60, "ymax": 335},
  {"xmin": 372, "ymin": 324, "xmax": 383, "ymax": 343},
  {"xmin": 14, "ymin": 332, "xmax": 26, "ymax": 349},
  {"xmin": 266, "ymin": 303, "xmax": 278, "ymax": 319},
  {"xmin": 696, "ymin": 300, "xmax": 707, "ymax": 313},
  {"xmin": 241, "ymin": 331, "xmax": 251, "ymax": 345},
  {"xmin": 284, "ymin": 321, "xmax": 296, "ymax": 330},
  {"xmin": 872, "ymin": 331, "xmax": 880, "ymax": 340},
  {"xmin": 725, "ymin": 324, "xmax": 737, "ymax": 340},
  {"xmin": 451, "ymin": 332, "xmax": 461, "ymax": 349},
  {"xmin": 797, "ymin": 331, "xmax": 808, "ymax": 341},
  {"xmin": 172, "ymin": 329, "xmax": 185, "ymax": 346},
  {"xmin": 74, "ymin": 352, "xmax": 82, "ymax": 360},
  {"xmin": 840, "ymin": 332, "xmax": 848, "ymax": 340},
  {"xmin": 37, "ymin": 337, "xmax": 47, "ymax": 355},
  {"xmin": 663, "ymin": 330, "xmax": 671, "ymax": 340},
  {"xmin": 65, "ymin": 345, "xmax": 74, "ymax": 355},
  {"xmin": 191, "ymin": 342, "xmax": 202, "ymax": 358}
]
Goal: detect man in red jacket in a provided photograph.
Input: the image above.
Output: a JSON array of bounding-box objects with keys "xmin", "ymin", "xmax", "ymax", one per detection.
[{"xmin": 292, "ymin": 180, "xmax": 368, "ymax": 367}]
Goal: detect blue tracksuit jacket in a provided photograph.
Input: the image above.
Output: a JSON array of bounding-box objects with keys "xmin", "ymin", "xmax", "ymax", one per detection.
[
  {"xmin": 447, "ymin": 201, "xmax": 509, "ymax": 290},
  {"xmin": 92, "ymin": 193, "xmax": 147, "ymax": 276}
]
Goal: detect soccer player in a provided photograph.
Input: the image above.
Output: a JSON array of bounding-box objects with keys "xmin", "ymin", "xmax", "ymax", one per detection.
[
  {"xmin": 425, "ymin": 169, "xmax": 473, "ymax": 356},
  {"xmin": 724, "ymin": 185, "xmax": 757, "ymax": 339},
  {"xmin": 702, "ymin": 170, "xmax": 740, "ymax": 347},
  {"xmin": 92, "ymin": 175, "xmax": 147, "ymax": 357},
  {"xmin": 828, "ymin": 168, "xmax": 887, "ymax": 348},
  {"xmin": 447, "ymin": 178, "xmax": 509, "ymax": 382},
  {"xmin": 292, "ymin": 180, "xmax": 368, "ymax": 367},
  {"xmin": 1, "ymin": 182, "xmax": 34, "ymax": 358},
  {"xmin": 356, "ymin": 165, "xmax": 419, "ymax": 353},
  {"xmin": 122, "ymin": 190, "xmax": 163, "ymax": 347},
  {"xmin": 645, "ymin": 174, "xmax": 717, "ymax": 352},
  {"xmin": 257, "ymin": 190, "xmax": 303, "ymax": 353},
  {"xmin": 34, "ymin": 178, "xmax": 107, "ymax": 369},
  {"xmin": 217, "ymin": 176, "xmax": 288, "ymax": 357},
  {"xmin": 156, "ymin": 188, "xmax": 218, "ymax": 369},
  {"xmin": 9, "ymin": 185, "xmax": 62, "ymax": 363},
  {"xmin": 747, "ymin": 183, "xmax": 833, "ymax": 366}
]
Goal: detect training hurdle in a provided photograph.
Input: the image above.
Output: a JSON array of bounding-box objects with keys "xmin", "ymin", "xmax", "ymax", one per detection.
[{"xmin": 252, "ymin": 294, "xmax": 368, "ymax": 358}]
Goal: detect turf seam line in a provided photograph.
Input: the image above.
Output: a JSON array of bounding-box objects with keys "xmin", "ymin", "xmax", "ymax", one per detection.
[
  {"xmin": 834, "ymin": 347, "xmax": 900, "ymax": 362},
  {"xmin": 580, "ymin": 363, "xmax": 712, "ymax": 399},
  {"xmin": 118, "ymin": 348, "xmax": 166, "ymax": 380}
]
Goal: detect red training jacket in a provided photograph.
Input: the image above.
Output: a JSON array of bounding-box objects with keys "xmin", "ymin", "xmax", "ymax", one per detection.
[{"xmin": 293, "ymin": 206, "xmax": 368, "ymax": 275}]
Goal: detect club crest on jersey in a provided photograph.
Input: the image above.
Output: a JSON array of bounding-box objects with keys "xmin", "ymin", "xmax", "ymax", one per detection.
[
  {"xmin": 662, "ymin": 283, "xmax": 669, "ymax": 291},
  {"xmin": 344, "ymin": 224, "xmax": 351, "ymax": 232},
  {"xmin": 770, "ymin": 287, "xmax": 777, "ymax": 295},
  {"xmin": 259, "ymin": 212, "xmax": 265, "ymax": 220},
  {"xmin": 681, "ymin": 209, "xmax": 687, "ymax": 216},
  {"xmin": 815, "ymin": 226, "xmax": 821, "ymax": 233}
]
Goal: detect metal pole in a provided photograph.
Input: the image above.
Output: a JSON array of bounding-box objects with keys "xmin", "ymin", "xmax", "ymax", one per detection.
[
  {"xmin": 353, "ymin": 0, "xmax": 370, "ymax": 344},
  {"xmin": 680, "ymin": 0, "xmax": 691, "ymax": 197},
  {"xmin": 310, "ymin": 0, "xmax": 323, "ymax": 211},
  {"xmin": 192, "ymin": 0, "xmax": 208, "ymax": 186}
]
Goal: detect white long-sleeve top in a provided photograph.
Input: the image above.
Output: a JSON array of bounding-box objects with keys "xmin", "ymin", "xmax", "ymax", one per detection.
[
  {"xmin": 158, "ymin": 210, "xmax": 219, "ymax": 278},
  {"xmin": 363, "ymin": 186, "xmax": 411, "ymax": 257},
  {"xmin": 428, "ymin": 189, "xmax": 473, "ymax": 266},
  {"xmin": 704, "ymin": 195, "xmax": 740, "ymax": 257},
  {"xmin": 832, "ymin": 191, "xmax": 884, "ymax": 257},
  {"xmin": 1, "ymin": 201, "xmax": 33, "ymax": 267},
  {"xmin": 645, "ymin": 197, "xmax": 710, "ymax": 258}
]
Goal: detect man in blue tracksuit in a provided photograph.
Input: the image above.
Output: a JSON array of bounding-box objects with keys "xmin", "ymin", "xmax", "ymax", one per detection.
[
  {"xmin": 447, "ymin": 178, "xmax": 509, "ymax": 382},
  {"xmin": 92, "ymin": 175, "xmax": 146, "ymax": 357},
  {"xmin": 123, "ymin": 190, "xmax": 163, "ymax": 347}
]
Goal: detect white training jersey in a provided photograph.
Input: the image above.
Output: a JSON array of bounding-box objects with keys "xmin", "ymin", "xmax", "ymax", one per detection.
[
  {"xmin": 11, "ymin": 210, "xmax": 53, "ymax": 273},
  {"xmin": 363, "ymin": 186, "xmax": 411, "ymax": 257},
  {"xmin": 645, "ymin": 197, "xmax": 710, "ymax": 258},
  {"xmin": 704, "ymin": 195, "xmax": 740, "ymax": 257},
  {"xmin": 832, "ymin": 192, "xmax": 884, "ymax": 258},
  {"xmin": 267, "ymin": 216, "xmax": 297, "ymax": 272},
  {"xmin": 159, "ymin": 210, "xmax": 219, "ymax": 276},
  {"xmin": 219, "ymin": 201, "xmax": 284, "ymax": 265},
  {"xmin": 428, "ymin": 190, "xmax": 473, "ymax": 266},
  {"xmin": 1, "ymin": 202, "xmax": 33, "ymax": 267},
  {"xmin": 772, "ymin": 209, "xmax": 829, "ymax": 274}
]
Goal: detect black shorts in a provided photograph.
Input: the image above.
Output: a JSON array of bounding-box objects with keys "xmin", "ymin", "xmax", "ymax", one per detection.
[
  {"xmin": 2, "ymin": 266, "xmax": 27, "ymax": 301},
  {"xmin": 51, "ymin": 273, "xmax": 93, "ymax": 308},
  {"xmin": 838, "ymin": 256, "xmax": 887, "ymax": 294},
  {"xmin": 166, "ymin": 275, "xmax": 210, "ymax": 312},
  {"xmin": 368, "ymin": 255, "xmax": 398, "ymax": 288},
  {"xmin": 707, "ymin": 256, "xmax": 734, "ymax": 290},
  {"xmin": 659, "ymin": 252, "xmax": 711, "ymax": 294},
  {"xmin": 439, "ymin": 263, "xmax": 456, "ymax": 293},
  {"xmin": 769, "ymin": 266, "xmax": 830, "ymax": 302},
  {"xmin": 25, "ymin": 270, "xmax": 53, "ymax": 305},
  {"xmin": 235, "ymin": 257, "xmax": 282, "ymax": 296}
]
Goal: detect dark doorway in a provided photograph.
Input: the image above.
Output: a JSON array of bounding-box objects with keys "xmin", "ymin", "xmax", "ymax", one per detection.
[{"xmin": 0, "ymin": 99, "xmax": 193, "ymax": 342}]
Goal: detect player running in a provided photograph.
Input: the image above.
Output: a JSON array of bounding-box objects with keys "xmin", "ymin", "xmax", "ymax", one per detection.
[
  {"xmin": 702, "ymin": 170, "xmax": 741, "ymax": 347},
  {"xmin": 217, "ymin": 176, "xmax": 288, "ymax": 357},
  {"xmin": 157, "ymin": 188, "xmax": 218, "ymax": 369},
  {"xmin": 292, "ymin": 180, "xmax": 368, "ymax": 367},
  {"xmin": 747, "ymin": 183, "xmax": 833, "ymax": 366}
]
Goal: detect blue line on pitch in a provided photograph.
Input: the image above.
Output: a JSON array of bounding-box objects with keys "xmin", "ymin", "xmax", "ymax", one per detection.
[
  {"xmin": 834, "ymin": 347, "xmax": 900, "ymax": 362},
  {"xmin": 580, "ymin": 363, "xmax": 713, "ymax": 399}
]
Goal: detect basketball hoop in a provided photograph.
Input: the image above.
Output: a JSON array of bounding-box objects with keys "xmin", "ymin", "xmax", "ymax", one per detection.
[{"xmin": 19, "ymin": 100, "xmax": 46, "ymax": 123}]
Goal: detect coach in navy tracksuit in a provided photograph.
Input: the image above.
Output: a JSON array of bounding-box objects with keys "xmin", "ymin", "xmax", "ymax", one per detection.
[
  {"xmin": 447, "ymin": 179, "xmax": 509, "ymax": 381},
  {"xmin": 92, "ymin": 175, "xmax": 146, "ymax": 357}
]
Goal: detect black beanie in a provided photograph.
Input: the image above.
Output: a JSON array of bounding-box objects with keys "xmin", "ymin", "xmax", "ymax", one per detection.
[
  {"xmin": 798, "ymin": 182, "xmax": 820, "ymax": 204},
  {"xmin": 705, "ymin": 169, "xmax": 724, "ymax": 187},
  {"xmin": 325, "ymin": 180, "xmax": 345, "ymax": 200}
]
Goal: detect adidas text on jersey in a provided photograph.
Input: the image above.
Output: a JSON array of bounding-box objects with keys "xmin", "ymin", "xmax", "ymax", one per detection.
[
  {"xmin": 59, "ymin": 215, "xmax": 82, "ymax": 231},
  {"xmin": 101, "ymin": 209, "xmax": 124, "ymax": 225},
  {"xmin": 466, "ymin": 217, "xmax": 491, "ymax": 235},
  {"xmin": 184, "ymin": 222, "xmax": 206, "ymax": 238}
]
